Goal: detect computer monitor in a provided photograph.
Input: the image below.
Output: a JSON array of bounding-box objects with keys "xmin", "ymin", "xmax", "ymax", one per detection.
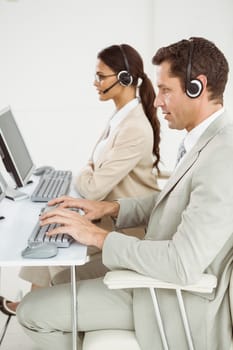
[
  {"xmin": 0, "ymin": 106, "xmax": 35, "ymax": 200},
  {"xmin": 0, "ymin": 172, "xmax": 5, "ymax": 202}
]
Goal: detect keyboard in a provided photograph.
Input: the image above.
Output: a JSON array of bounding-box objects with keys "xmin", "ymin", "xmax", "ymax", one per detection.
[
  {"xmin": 28, "ymin": 220, "xmax": 74, "ymax": 248},
  {"xmin": 31, "ymin": 169, "xmax": 72, "ymax": 202},
  {"xmin": 28, "ymin": 206, "xmax": 74, "ymax": 248}
]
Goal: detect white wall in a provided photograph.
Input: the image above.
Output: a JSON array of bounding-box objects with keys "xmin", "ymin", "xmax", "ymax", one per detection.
[
  {"xmin": 0, "ymin": 0, "xmax": 232, "ymax": 173},
  {"xmin": 0, "ymin": 0, "xmax": 232, "ymax": 297}
]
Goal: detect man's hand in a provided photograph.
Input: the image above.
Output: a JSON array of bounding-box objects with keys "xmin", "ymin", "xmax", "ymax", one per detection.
[
  {"xmin": 41, "ymin": 196, "xmax": 120, "ymax": 249},
  {"xmin": 47, "ymin": 196, "xmax": 120, "ymax": 222}
]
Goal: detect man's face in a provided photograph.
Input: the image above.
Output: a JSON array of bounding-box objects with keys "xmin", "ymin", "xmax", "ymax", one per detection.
[{"xmin": 154, "ymin": 61, "xmax": 197, "ymax": 132}]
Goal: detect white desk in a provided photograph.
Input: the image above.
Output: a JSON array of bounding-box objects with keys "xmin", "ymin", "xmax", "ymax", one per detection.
[{"xmin": 0, "ymin": 178, "xmax": 88, "ymax": 350}]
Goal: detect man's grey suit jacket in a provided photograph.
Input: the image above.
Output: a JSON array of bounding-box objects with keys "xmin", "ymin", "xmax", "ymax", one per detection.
[{"xmin": 103, "ymin": 111, "xmax": 233, "ymax": 350}]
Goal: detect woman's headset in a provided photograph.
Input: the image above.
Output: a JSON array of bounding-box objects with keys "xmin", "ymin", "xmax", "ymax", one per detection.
[{"xmin": 117, "ymin": 45, "xmax": 133, "ymax": 87}]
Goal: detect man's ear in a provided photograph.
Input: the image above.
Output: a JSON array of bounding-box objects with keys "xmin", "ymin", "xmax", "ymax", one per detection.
[{"xmin": 197, "ymin": 74, "xmax": 207, "ymax": 91}]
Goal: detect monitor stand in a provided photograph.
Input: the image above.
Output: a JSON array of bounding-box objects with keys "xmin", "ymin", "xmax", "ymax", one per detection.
[{"xmin": 5, "ymin": 186, "xmax": 28, "ymax": 201}]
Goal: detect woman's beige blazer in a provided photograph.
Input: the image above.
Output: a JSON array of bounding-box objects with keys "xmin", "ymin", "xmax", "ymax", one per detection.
[{"xmin": 75, "ymin": 103, "xmax": 159, "ymax": 202}]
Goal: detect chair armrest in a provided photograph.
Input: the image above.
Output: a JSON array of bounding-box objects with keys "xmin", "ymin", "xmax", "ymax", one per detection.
[{"xmin": 103, "ymin": 270, "xmax": 217, "ymax": 294}]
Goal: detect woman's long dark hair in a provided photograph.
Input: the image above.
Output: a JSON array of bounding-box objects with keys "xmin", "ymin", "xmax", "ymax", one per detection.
[{"xmin": 97, "ymin": 44, "xmax": 160, "ymax": 170}]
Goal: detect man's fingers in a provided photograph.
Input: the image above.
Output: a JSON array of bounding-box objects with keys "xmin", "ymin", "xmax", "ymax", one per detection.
[{"xmin": 41, "ymin": 208, "xmax": 79, "ymax": 220}]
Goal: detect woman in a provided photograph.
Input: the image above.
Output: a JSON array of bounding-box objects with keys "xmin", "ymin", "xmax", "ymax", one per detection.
[
  {"xmin": 1, "ymin": 43, "xmax": 160, "ymax": 314},
  {"xmin": 75, "ymin": 44, "xmax": 160, "ymax": 203}
]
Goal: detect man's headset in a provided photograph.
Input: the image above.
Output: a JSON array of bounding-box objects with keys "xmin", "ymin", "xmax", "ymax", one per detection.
[
  {"xmin": 185, "ymin": 40, "xmax": 203, "ymax": 98},
  {"xmin": 102, "ymin": 45, "xmax": 133, "ymax": 94}
]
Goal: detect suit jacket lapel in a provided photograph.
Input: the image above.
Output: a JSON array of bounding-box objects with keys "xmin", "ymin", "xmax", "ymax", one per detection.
[{"xmin": 155, "ymin": 111, "xmax": 231, "ymax": 208}]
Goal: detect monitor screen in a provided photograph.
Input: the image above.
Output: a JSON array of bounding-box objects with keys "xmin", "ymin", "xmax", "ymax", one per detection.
[{"xmin": 0, "ymin": 107, "xmax": 35, "ymax": 187}]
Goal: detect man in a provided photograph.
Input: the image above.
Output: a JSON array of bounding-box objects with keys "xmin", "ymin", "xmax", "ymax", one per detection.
[{"xmin": 17, "ymin": 37, "xmax": 233, "ymax": 350}]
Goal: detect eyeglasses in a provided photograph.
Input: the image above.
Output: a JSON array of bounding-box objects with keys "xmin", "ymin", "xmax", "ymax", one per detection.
[{"xmin": 94, "ymin": 73, "xmax": 117, "ymax": 83}]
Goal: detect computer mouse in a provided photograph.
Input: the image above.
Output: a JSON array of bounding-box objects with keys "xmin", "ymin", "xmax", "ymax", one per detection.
[
  {"xmin": 21, "ymin": 242, "xmax": 58, "ymax": 259},
  {"xmin": 33, "ymin": 166, "xmax": 54, "ymax": 176}
]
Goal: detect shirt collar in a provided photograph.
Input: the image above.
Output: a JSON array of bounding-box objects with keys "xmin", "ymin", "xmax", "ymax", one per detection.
[{"xmin": 184, "ymin": 107, "xmax": 225, "ymax": 153}]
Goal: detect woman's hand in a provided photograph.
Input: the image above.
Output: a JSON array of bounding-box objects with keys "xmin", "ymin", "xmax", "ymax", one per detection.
[{"xmin": 40, "ymin": 207, "xmax": 109, "ymax": 249}]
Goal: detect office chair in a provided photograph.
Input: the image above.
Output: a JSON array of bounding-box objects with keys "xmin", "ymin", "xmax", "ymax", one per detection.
[{"xmin": 82, "ymin": 270, "xmax": 218, "ymax": 350}]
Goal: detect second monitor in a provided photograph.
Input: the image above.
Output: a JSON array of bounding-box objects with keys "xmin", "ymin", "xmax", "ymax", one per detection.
[{"xmin": 0, "ymin": 106, "xmax": 35, "ymax": 200}]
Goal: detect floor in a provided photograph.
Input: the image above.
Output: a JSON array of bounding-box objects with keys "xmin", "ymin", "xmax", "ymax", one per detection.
[{"xmin": 0, "ymin": 313, "xmax": 39, "ymax": 350}]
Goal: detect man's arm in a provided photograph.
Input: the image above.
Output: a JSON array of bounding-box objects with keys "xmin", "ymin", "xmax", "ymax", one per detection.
[
  {"xmin": 41, "ymin": 192, "xmax": 158, "ymax": 249},
  {"xmin": 115, "ymin": 193, "xmax": 158, "ymax": 229}
]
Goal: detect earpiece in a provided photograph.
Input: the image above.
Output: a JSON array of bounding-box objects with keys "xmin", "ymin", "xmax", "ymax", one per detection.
[
  {"xmin": 186, "ymin": 40, "xmax": 203, "ymax": 98},
  {"xmin": 118, "ymin": 45, "xmax": 133, "ymax": 87},
  {"xmin": 117, "ymin": 70, "xmax": 133, "ymax": 86}
]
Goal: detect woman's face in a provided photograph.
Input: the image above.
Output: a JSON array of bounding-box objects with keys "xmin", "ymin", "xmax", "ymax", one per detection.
[{"xmin": 94, "ymin": 59, "xmax": 122, "ymax": 102}]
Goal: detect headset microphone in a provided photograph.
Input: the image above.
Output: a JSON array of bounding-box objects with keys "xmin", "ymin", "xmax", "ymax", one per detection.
[{"xmin": 102, "ymin": 80, "xmax": 119, "ymax": 94}]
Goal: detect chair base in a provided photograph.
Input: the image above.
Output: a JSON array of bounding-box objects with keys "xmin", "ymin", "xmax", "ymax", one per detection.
[{"xmin": 83, "ymin": 330, "xmax": 141, "ymax": 350}]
